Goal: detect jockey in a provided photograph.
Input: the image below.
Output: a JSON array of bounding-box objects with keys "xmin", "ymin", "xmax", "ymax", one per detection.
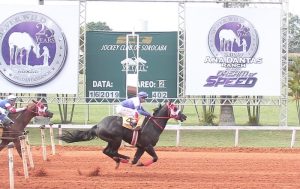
[
  {"xmin": 0, "ymin": 95, "xmax": 27, "ymax": 128},
  {"xmin": 116, "ymin": 91, "xmax": 151, "ymax": 130}
]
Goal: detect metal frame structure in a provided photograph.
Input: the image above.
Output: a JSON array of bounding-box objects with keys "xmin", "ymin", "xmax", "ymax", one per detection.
[
  {"xmin": 178, "ymin": 2, "xmax": 185, "ymax": 98},
  {"xmin": 79, "ymin": 0, "xmax": 87, "ymax": 97},
  {"xmin": 279, "ymin": 0, "xmax": 289, "ymax": 126},
  {"xmin": 11, "ymin": 0, "xmax": 289, "ymax": 126}
]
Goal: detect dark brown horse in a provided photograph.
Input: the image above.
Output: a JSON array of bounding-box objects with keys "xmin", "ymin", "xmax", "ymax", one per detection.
[
  {"xmin": 59, "ymin": 102, "xmax": 187, "ymax": 168},
  {"xmin": 0, "ymin": 100, "xmax": 53, "ymax": 157}
]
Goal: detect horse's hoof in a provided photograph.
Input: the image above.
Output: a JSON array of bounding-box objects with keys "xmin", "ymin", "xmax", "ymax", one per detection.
[
  {"xmin": 136, "ymin": 162, "xmax": 144, "ymax": 166},
  {"xmin": 113, "ymin": 157, "xmax": 120, "ymax": 162},
  {"xmin": 115, "ymin": 162, "xmax": 120, "ymax": 169}
]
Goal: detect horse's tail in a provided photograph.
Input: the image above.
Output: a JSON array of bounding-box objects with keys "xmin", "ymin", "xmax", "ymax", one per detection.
[{"xmin": 58, "ymin": 125, "xmax": 98, "ymax": 143}]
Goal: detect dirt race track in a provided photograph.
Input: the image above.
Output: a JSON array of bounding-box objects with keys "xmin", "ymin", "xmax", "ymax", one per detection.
[{"xmin": 1, "ymin": 146, "xmax": 300, "ymax": 189}]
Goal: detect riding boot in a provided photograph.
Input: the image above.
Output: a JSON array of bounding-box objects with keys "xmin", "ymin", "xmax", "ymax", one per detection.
[
  {"xmin": 0, "ymin": 116, "xmax": 14, "ymax": 128},
  {"xmin": 130, "ymin": 119, "xmax": 137, "ymax": 129},
  {"xmin": 9, "ymin": 121, "xmax": 14, "ymax": 128}
]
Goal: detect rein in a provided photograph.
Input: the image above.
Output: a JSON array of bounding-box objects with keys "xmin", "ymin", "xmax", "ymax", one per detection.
[
  {"xmin": 15, "ymin": 110, "xmax": 24, "ymax": 120},
  {"xmin": 147, "ymin": 117, "xmax": 164, "ymax": 130},
  {"xmin": 27, "ymin": 105, "xmax": 38, "ymax": 115},
  {"xmin": 148, "ymin": 115, "xmax": 176, "ymax": 131},
  {"xmin": 144, "ymin": 103, "xmax": 179, "ymax": 131},
  {"xmin": 14, "ymin": 105, "xmax": 36, "ymax": 120}
]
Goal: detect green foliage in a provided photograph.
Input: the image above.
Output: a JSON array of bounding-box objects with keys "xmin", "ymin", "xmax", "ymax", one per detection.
[
  {"xmin": 79, "ymin": 21, "xmax": 112, "ymax": 61},
  {"xmin": 289, "ymin": 56, "xmax": 300, "ymax": 97},
  {"xmin": 86, "ymin": 21, "xmax": 112, "ymax": 31},
  {"xmin": 288, "ymin": 56, "xmax": 300, "ymax": 124},
  {"xmin": 245, "ymin": 96, "xmax": 261, "ymax": 126},
  {"xmin": 289, "ymin": 13, "xmax": 300, "ymax": 52},
  {"xmin": 203, "ymin": 111, "xmax": 217, "ymax": 126},
  {"xmin": 247, "ymin": 116, "xmax": 260, "ymax": 126}
]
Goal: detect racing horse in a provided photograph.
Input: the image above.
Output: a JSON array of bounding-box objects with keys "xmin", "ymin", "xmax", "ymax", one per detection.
[
  {"xmin": 59, "ymin": 102, "xmax": 187, "ymax": 168},
  {"xmin": 0, "ymin": 100, "xmax": 53, "ymax": 157}
]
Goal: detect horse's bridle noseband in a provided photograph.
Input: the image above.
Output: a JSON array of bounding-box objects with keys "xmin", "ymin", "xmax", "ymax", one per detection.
[
  {"xmin": 147, "ymin": 103, "xmax": 180, "ymax": 131},
  {"xmin": 22, "ymin": 102, "xmax": 47, "ymax": 117}
]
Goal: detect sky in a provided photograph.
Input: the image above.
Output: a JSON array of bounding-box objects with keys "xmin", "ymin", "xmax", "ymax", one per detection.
[
  {"xmin": 0, "ymin": 0, "xmax": 300, "ymax": 31},
  {"xmin": 85, "ymin": 0, "xmax": 300, "ymax": 31}
]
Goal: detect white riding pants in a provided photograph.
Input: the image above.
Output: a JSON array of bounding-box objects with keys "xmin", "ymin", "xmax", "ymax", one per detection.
[{"xmin": 115, "ymin": 105, "xmax": 137, "ymax": 118}]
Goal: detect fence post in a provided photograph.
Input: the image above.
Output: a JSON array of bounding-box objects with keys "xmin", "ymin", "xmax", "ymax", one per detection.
[
  {"xmin": 176, "ymin": 123, "xmax": 181, "ymax": 147},
  {"xmin": 291, "ymin": 129, "xmax": 296, "ymax": 148},
  {"xmin": 58, "ymin": 124, "xmax": 62, "ymax": 145},
  {"xmin": 7, "ymin": 142, "xmax": 15, "ymax": 189},
  {"xmin": 19, "ymin": 135, "xmax": 29, "ymax": 179},
  {"xmin": 24, "ymin": 130, "xmax": 34, "ymax": 169},
  {"xmin": 49, "ymin": 123, "xmax": 56, "ymax": 155},
  {"xmin": 234, "ymin": 129, "xmax": 239, "ymax": 147},
  {"xmin": 40, "ymin": 125, "xmax": 47, "ymax": 161}
]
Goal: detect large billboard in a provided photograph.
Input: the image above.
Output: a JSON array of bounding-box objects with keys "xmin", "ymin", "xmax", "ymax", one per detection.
[
  {"xmin": 0, "ymin": 5, "xmax": 79, "ymax": 94},
  {"xmin": 86, "ymin": 31, "xmax": 178, "ymax": 101},
  {"xmin": 185, "ymin": 5, "xmax": 281, "ymax": 96}
]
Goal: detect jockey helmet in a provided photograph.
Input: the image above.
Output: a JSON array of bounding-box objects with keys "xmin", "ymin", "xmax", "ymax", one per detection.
[
  {"xmin": 7, "ymin": 95, "xmax": 17, "ymax": 101},
  {"xmin": 138, "ymin": 91, "xmax": 148, "ymax": 99}
]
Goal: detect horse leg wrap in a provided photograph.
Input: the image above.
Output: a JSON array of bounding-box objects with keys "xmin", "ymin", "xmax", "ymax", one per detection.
[
  {"xmin": 142, "ymin": 159, "xmax": 154, "ymax": 166},
  {"xmin": 120, "ymin": 158, "xmax": 129, "ymax": 163}
]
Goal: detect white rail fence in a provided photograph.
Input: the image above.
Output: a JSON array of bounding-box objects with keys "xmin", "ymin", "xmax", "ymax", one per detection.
[{"xmin": 27, "ymin": 124, "xmax": 300, "ymax": 148}]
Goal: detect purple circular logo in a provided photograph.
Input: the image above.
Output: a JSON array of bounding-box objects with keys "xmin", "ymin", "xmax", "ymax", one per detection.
[
  {"xmin": 0, "ymin": 11, "xmax": 67, "ymax": 86},
  {"xmin": 208, "ymin": 15, "xmax": 259, "ymax": 58}
]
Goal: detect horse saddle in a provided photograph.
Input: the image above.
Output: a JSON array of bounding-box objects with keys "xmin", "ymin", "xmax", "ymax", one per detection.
[{"xmin": 122, "ymin": 116, "xmax": 145, "ymax": 130}]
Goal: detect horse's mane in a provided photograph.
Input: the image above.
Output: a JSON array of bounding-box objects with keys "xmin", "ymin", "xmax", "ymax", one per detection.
[{"xmin": 152, "ymin": 104, "xmax": 163, "ymax": 116}]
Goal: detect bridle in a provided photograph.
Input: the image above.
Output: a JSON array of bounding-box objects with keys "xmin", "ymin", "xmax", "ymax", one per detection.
[
  {"xmin": 31, "ymin": 102, "xmax": 48, "ymax": 117},
  {"xmin": 16, "ymin": 101, "xmax": 48, "ymax": 119},
  {"xmin": 146, "ymin": 102, "xmax": 181, "ymax": 131}
]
